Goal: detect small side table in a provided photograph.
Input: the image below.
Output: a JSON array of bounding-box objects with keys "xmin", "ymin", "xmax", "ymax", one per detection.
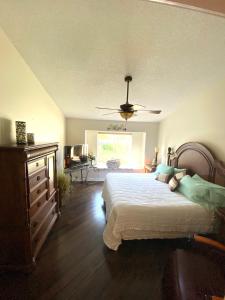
[
  {"xmin": 144, "ymin": 164, "xmax": 156, "ymax": 173},
  {"xmin": 65, "ymin": 163, "xmax": 98, "ymax": 185},
  {"xmin": 215, "ymin": 207, "xmax": 225, "ymax": 244},
  {"xmin": 64, "ymin": 162, "xmax": 89, "ymax": 185}
]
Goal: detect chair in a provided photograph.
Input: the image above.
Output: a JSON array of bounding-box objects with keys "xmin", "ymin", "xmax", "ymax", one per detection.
[{"xmin": 163, "ymin": 236, "xmax": 225, "ymax": 300}]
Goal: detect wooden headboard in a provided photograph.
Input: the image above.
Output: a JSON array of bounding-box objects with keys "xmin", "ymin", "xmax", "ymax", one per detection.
[{"xmin": 168, "ymin": 142, "xmax": 225, "ymax": 186}]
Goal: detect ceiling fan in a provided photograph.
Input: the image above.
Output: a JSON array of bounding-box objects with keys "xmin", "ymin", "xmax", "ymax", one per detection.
[{"xmin": 96, "ymin": 75, "xmax": 161, "ymax": 121}]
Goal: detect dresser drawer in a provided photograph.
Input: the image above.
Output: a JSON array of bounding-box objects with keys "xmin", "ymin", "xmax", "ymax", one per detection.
[
  {"xmin": 29, "ymin": 168, "xmax": 47, "ymax": 190},
  {"xmin": 31, "ymin": 194, "xmax": 56, "ymax": 236},
  {"xmin": 29, "ymin": 190, "xmax": 48, "ymax": 218},
  {"xmin": 28, "ymin": 157, "xmax": 46, "ymax": 174},
  {"xmin": 32, "ymin": 204, "xmax": 57, "ymax": 258},
  {"xmin": 30, "ymin": 180, "xmax": 48, "ymax": 205}
]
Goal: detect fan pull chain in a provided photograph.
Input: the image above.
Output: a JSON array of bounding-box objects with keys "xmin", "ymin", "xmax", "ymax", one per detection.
[{"xmin": 124, "ymin": 120, "xmax": 127, "ymax": 131}]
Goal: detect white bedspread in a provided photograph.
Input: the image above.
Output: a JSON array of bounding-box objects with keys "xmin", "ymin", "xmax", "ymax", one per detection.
[{"xmin": 102, "ymin": 173, "xmax": 214, "ymax": 250}]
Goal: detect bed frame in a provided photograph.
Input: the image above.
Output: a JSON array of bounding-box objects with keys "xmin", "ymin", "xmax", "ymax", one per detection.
[
  {"xmin": 103, "ymin": 142, "xmax": 225, "ymax": 250},
  {"xmin": 167, "ymin": 142, "xmax": 225, "ymax": 187}
]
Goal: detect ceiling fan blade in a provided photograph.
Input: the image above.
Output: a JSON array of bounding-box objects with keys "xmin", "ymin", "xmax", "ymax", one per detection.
[
  {"xmin": 137, "ymin": 109, "xmax": 162, "ymax": 114},
  {"xmin": 149, "ymin": 110, "xmax": 162, "ymax": 114},
  {"xmin": 102, "ymin": 111, "xmax": 120, "ymax": 116},
  {"xmin": 96, "ymin": 106, "xmax": 118, "ymax": 110},
  {"xmin": 133, "ymin": 104, "xmax": 146, "ymax": 109}
]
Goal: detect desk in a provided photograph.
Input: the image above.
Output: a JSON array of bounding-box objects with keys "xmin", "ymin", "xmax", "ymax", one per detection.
[{"xmin": 65, "ymin": 162, "xmax": 97, "ymax": 183}]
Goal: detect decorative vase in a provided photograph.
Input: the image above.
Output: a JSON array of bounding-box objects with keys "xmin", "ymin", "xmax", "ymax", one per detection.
[
  {"xmin": 15, "ymin": 121, "xmax": 26, "ymax": 145},
  {"xmin": 27, "ymin": 133, "xmax": 35, "ymax": 145}
]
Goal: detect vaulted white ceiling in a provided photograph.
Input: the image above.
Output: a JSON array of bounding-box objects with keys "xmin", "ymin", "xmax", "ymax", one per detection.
[{"xmin": 0, "ymin": 0, "xmax": 225, "ymax": 121}]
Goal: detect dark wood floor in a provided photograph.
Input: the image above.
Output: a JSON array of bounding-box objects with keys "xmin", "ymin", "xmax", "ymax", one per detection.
[{"xmin": 0, "ymin": 182, "xmax": 188, "ymax": 300}]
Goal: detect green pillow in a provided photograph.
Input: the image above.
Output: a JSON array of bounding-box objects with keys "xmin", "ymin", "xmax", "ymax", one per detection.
[
  {"xmin": 192, "ymin": 174, "xmax": 224, "ymax": 190},
  {"xmin": 174, "ymin": 168, "xmax": 187, "ymax": 175},
  {"xmin": 192, "ymin": 174, "xmax": 225, "ymax": 208},
  {"xmin": 155, "ymin": 164, "xmax": 174, "ymax": 176},
  {"xmin": 178, "ymin": 175, "xmax": 207, "ymax": 203},
  {"xmin": 178, "ymin": 175, "xmax": 225, "ymax": 210}
]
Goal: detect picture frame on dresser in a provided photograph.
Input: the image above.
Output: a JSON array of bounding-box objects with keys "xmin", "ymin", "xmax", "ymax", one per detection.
[{"xmin": 0, "ymin": 143, "xmax": 59, "ymax": 272}]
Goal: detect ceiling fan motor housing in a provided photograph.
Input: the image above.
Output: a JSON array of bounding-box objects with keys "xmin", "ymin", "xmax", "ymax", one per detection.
[{"xmin": 120, "ymin": 103, "xmax": 134, "ymax": 112}]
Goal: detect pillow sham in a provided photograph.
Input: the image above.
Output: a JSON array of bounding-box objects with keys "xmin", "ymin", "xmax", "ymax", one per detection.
[
  {"xmin": 174, "ymin": 168, "xmax": 187, "ymax": 175},
  {"xmin": 178, "ymin": 175, "xmax": 225, "ymax": 210},
  {"xmin": 175, "ymin": 171, "xmax": 186, "ymax": 181},
  {"xmin": 155, "ymin": 173, "xmax": 171, "ymax": 183},
  {"xmin": 168, "ymin": 176, "xmax": 179, "ymax": 191},
  {"xmin": 155, "ymin": 164, "xmax": 174, "ymax": 176},
  {"xmin": 168, "ymin": 171, "xmax": 185, "ymax": 192}
]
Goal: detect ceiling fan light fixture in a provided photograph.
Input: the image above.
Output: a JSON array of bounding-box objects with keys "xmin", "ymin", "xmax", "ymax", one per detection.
[{"xmin": 120, "ymin": 111, "xmax": 134, "ymax": 120}]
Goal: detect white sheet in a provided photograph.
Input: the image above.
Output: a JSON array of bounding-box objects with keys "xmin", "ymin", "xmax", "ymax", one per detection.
[{"xmin": 102, "ymin": 173, "xmax": 214, "ymax": 250}]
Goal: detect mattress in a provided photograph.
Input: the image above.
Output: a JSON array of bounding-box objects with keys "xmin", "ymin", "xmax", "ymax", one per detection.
[{"xmin": 102, "ymin": 173, "xmax": 214, "ymax": 250}]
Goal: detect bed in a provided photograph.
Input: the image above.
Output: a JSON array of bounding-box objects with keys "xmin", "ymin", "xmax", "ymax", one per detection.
[{"xmin": 102, "ymin": 142, "xmax": 225, "ymax": 250}]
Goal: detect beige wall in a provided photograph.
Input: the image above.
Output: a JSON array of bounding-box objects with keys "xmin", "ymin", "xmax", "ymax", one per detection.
[
  {"xmin": 0, "ymin": 28, "xmax": 65, "ymax": 169},
  {"xmin": 66, "ymin": 118, "xmax": 159, "ymax": 161},
  {"xmin": 158, "ymin": 80, "xmax": 225, "ymax": 163}
]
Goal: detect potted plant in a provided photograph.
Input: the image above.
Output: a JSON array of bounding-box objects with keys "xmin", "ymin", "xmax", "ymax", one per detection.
[
  {"xmin": 88, "ymin": 152, "xmax": 96, "ymax": 165},
  {"xmin": 57, "ymin": 173, "xmax": 70, "ymax": 207},
  {"xmin": 88, "ymin": 152, "xmax": 95, "ymax": 166}
]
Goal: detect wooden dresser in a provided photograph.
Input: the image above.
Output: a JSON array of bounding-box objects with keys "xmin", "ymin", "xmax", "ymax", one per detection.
[{"xmin": 0, "ymin": 143, "xmax": 59, "ymax": 272}]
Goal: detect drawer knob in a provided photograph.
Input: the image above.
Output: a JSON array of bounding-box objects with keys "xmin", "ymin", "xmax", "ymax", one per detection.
[
  {"xmin": 37, "ymin": 189, "xmax": 41, "ymax": 195},
  {"xmin": 36, "ymin": 162, "xmax": 39, "ymax": 167},
  {"xmin": 34, "ymin": 237, "xmax": 39, "ymax": 244},
  {"xmin": 32, "ymin": 221, "xmax": 38, "ymax": 228},
  {"xmin": 37, "ymin": 176, "xmax": 41, "ymax": 181}
]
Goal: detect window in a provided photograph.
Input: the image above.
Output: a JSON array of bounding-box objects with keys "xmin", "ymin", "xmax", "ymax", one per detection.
[
  {"xmin": 85, "ymin": 130, "xmax": 146, "ymax": 169},
  {"xmin": 97, "ymin": 133, "xmax": 132, "ymax": 168}
]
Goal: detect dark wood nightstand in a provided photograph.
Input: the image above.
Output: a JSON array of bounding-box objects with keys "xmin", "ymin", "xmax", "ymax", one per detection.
[
  {"xmin": 215, "ymin": 207, "xmax": 225, "ymax": 244},
  {"xmin": 144, "ymin": 164, "xmax": 156, "ymax": 173}
]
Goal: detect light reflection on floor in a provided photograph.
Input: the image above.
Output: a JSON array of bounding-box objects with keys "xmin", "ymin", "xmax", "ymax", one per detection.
[{"xmin": 91, "ymin": 186, "xmax": 106, "ymax": 225}]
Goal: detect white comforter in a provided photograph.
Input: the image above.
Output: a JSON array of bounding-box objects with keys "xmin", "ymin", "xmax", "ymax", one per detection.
[{"xmin": 102, "ymin": 173, "xmax": 214, "ymax": 250}]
